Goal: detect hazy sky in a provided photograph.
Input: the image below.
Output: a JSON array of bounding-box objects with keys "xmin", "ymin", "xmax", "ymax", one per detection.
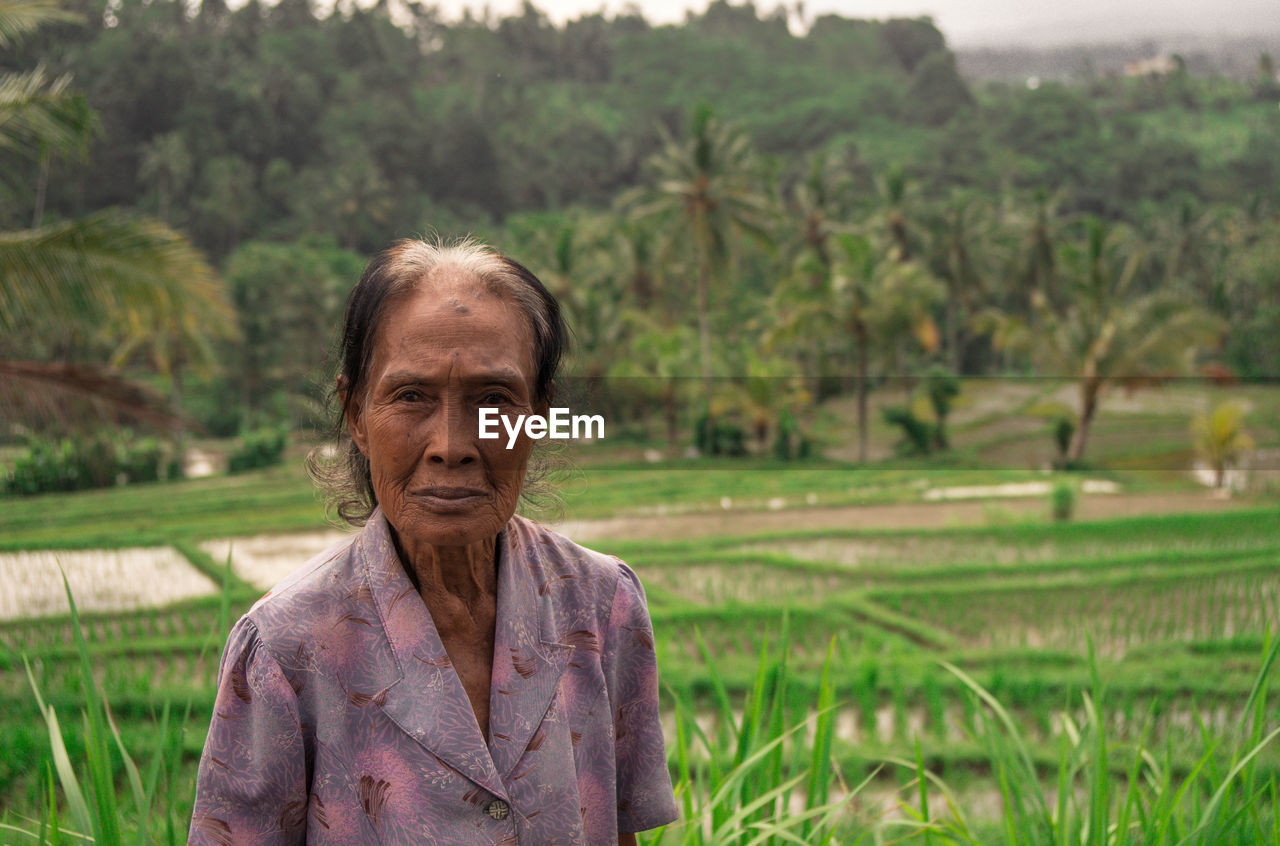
[{"xmin": 427, "ymin": 0, "xmax": 1280, "ymax": 46}]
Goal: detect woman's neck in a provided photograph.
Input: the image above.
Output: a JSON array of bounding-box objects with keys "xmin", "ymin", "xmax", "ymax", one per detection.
[{"xmin": 391, "ymin": 530, "xmax": 499, "ymax": 609}]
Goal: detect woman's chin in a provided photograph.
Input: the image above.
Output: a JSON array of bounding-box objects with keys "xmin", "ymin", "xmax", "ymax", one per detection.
[{"xmin": 394, "ymin": 505, "xmax": 506, "ymax": 549}]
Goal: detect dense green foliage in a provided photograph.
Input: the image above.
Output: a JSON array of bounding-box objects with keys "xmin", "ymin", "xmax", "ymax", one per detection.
[
  {"xmin": 5, "ymin": 433, "xmax": 173, "ymax": 495},
  {"xmin": 224, "ymin": 425, "xmax": 287, "ymax": 474},
  {"xmin": 0, "ymin": 0, "xmax": 1275, "ymax": 475}
]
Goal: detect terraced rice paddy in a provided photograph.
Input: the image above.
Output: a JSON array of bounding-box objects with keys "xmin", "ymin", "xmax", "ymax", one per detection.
[
  {"xmin": 0, "ymin": 465, "xmax": 1277, "ymax": 836},
  {"xmin": 873, "ymin": 560, "xmax": 1280, "ymax": 655}
]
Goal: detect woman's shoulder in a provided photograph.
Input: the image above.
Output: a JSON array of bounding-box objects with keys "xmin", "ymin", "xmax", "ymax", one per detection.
[
  {"xmin": 507, "ymin": 515, "xmax": 642, "ymax": 618},
  {"xmin": 237, "ymin": 532, "xmax": 362, "ymax": 654},
  {"xmin": 250, "ymin": 532, "xmax": 358, "ymax": 606}
]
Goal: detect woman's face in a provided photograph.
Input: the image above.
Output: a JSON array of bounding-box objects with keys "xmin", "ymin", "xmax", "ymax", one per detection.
[{"xmin": 345, "ymin": 271, "xmax": 542, "ymax": 548}]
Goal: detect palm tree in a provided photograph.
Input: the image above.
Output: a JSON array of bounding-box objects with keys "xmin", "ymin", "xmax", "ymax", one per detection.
[
  {"xmin": 139, "ymin": 131, "xmax": 193, "ymax": 225},
  {"xmin": 971, "ymin": 189, "xmax": 1066, "ymax": 374},
  {"xmin": 992, "ymin": 219, "xmax": 1224, "ymax": 464},
  {"xmin": 0, "ymin": 0, "xmax": 236, "ymax": 435},
  {"xmin": 1, "ymin": 212, "xmax": 237, "ymax": 433},
  {"xmin": 1157, "ymin": 198, "xmax": 1230, "ymax": 313},
  {"xmin": 627, "ymin": 103, "xmax": 772, "ymax": 449},
  {"xmin": 609, "ymin": 312, "xmax": 699, "ymax": 449},
  {"xmin": 728, "ymin": 348, "xmax": 810, "ymax": 452},
  {"xmin": 1019, "ymin": 189, "xmax": 1061, "ymax": 314},
  {"xmin": 874, "ymin": 163, "xmax": 918, "ymax": 263},
  {"xmin": 830, "ymin": 234, "xmax": 944, "ymax": 462},
  {"xmin": 1191, "ymin": 400, "xmax": 1254, "ymax": 489},
  {"xmin": 790, "ymin": 150, "xmax": 853, "ymax": 289},
  {"xmin": 516, "ymin": 212, "xmax": 627, "ymax": 380},
  {"xmin": 927, "ymin": 190, "xmax": 990, "ymax": 373},
  {"xmin": 768, "ymin": 151, "xmax": 854, "ymax": 384}
]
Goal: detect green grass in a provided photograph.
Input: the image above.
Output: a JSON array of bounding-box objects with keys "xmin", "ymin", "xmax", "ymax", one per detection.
[{"xmin": 0, "ymin": 464, "xmax": 330, "ymax": 550}]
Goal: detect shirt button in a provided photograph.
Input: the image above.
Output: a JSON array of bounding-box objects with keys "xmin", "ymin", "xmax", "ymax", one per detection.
[{"xmin": 485, "ymin": 799, "xmax": 510, "ymax": 821}]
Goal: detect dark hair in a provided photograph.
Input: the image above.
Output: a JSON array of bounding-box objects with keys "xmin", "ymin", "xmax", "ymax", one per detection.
[{"xmin": 309, "ymin": 237, "xmax": 568, "ymax": 527}]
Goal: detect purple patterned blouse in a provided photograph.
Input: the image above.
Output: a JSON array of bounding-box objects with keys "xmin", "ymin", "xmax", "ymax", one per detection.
[{"xmin": 189, "ymin": 509, "xmax": 677, "ymax": 844}]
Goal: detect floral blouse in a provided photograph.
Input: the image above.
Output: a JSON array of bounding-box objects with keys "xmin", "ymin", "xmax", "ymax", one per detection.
[{"xmin": 189, "ymin": 509, "xmax": 677, "ymax": 844}]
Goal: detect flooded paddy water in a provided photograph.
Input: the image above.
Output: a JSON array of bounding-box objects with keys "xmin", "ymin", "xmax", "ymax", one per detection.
[{"xmin": 0, "ymin": 547, "xmax": 218, "ymax": 621}]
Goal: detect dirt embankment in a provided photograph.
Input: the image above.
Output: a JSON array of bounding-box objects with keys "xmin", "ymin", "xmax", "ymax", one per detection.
[{"xmin": 551, "ymin": 492, "xmax": 1259, "ymax": 543}]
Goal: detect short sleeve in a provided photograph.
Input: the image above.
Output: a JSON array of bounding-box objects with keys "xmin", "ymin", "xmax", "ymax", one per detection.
[
  {"xmin": 602, "ymin": 561, "xmax": 679, "ymax": 834},
  {"xmin": 189, "ymin": 617, "xmax": 308, "ymax": 846}
]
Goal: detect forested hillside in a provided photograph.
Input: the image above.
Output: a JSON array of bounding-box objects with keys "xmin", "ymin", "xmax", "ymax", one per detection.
[{"xmin": 4, "ymin": 0, "xmax": 1279, "ymax": 449}]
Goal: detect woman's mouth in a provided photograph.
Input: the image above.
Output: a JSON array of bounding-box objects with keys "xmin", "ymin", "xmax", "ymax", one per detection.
[{"xmin": 412, "ymin": 486, "xmax": 488, "ymax": 512}]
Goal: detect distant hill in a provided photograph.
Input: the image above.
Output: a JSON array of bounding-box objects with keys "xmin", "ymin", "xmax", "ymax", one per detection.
[{"xmin": 956, "ymin": 33, "xmax": 1280, "ymax": 83}]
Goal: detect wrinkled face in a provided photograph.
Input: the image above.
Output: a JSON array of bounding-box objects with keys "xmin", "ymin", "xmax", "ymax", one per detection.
[{"xmin": 345, "ymin": 270, "xmax": 542, "ymax": 548}]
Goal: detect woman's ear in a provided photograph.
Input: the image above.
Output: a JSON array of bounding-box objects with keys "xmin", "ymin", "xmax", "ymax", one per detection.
[{"xmin": 337, "ymin": 375, "xmax": 369, "ymax": 458}]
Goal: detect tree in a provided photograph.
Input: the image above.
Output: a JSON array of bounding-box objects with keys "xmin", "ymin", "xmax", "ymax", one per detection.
[
  {"xmin": 512, "ymin": 213, "xmax": 627, "ymax": 380},
  {"xmin": 1018, "ymin": 190, "xmax": 1062, "ymax": 315},
  {"xmin": 905, "ymin": 49, "xmax": 974, "ymax": 126},
  {"xmin": 923, "ymin": 365, "xmax": 960, "ymax": 450},
  {"xmin": 1154, "ymin": 198, "xmax": 1230, "ymax": 313},
  {"xmin": 727, "ymin": 347, "xmax": 810, "ymax": 452},
  {"xmin": 138, "ymin": 130, "xmax": 192, "ymax": 224},
  {"xmin": 1220, "ymin": 220, "xmax": 1280, "ymax": 380},
  {"xmin": 990, "ymin": 219, "xmax": 1224, "ymax": 464},
  {"xmin": 1253, "ymin": 52, "xmax": 1280, "ymax": 101},
  {"xmin": 829, "ymin": 233, "xmax": 944, "ymax": 462},
  {"xmin": 925, "ymin": 190, "xmax": 990, "ymax": 373},
  {"xmin": 1, "ymin": 211, "xmax": 236, "ymax": 431},
  {"xmin": 973, "ymin": 190, "xmax": 1065, "ymax": 374},
  {"xmin": 0, "ymin": 1, "xmax": 87, "ymax": 177},
  {"xmin": 608, "ymin": 313, "xmax": 699, "ymax": 448},
  {"xmin": 1191, "ymin": 400, "xmax": 1254, "ymax": 489},
  {"xmin": 874, "ymin": 163, "xmax": 918, "ymax": 262},
  {"xmin": 627, "ymin": 104, "xmax": 771, "ymax": 448},
  {"xmin": 764, "ymin": 150, "xmax": 854, "ymax": 390},
  {"xmin": 880, "ymin": 17, "xmax": 945, "ymax": 74},
  {"xmin": 223, "ymin": 237, "xmax": 360, "ymax": 424}
]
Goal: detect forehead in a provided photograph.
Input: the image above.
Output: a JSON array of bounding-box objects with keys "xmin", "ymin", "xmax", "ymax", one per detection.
[{"xmin": 368, "ymin": 269, "xmax": 537, "ymax": 383}]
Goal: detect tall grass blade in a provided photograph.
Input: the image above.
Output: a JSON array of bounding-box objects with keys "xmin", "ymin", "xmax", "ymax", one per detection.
[
  {"xmin": 23, "ymin": 656, "xmax": 93, "ymax": 837},
  {"xmin": 61, "ymin": 567, "xmax": 122, "ymax": 846},
  {"xmin": 803, "ymin": 637, "xmax": 837, "ymax": 844},
  {"xmin": 1171, "ymin": 725, "xmax": 1280, "ymax": 846}
]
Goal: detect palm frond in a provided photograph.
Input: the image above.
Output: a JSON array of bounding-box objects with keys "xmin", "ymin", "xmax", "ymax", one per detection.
[
  {"xmin": 0, "ymin": 359, "xmax": 181, "ymax": 429},
  {"xmin": 0, "ymin": 0, "xmax": 77, "ymax": 48},
  {"xmin": 0, "ymin": 67, "xmax": 91, "ymax": 158},
  {"xmin": 0, "ymin": 210, "xmax": 235, "ymax": 338}
]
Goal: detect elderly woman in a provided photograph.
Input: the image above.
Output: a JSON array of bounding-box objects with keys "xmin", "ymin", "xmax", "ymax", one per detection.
[{"xmin": 190, "ymin": 239, "xmax": 676, "ymax": 845}]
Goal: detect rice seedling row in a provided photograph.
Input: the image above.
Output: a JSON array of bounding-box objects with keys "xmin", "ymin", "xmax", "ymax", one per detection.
[
  {"xmin": 873, "ymin": 560, "xmax": 1280, "ymax": 656},
  {"xmin": 598, "ymin": 504, "xmax": 1280, "ymax": 569}
]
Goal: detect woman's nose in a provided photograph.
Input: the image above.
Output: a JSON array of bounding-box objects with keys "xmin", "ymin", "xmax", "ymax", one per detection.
[{"xmin": 425, "ymin": 398, "xmax": 480, "ymax": 466}]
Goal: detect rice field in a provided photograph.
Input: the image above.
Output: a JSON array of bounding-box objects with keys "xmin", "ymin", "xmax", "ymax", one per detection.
[
  {"xmin": 0, "ymin": 454, "xmax": 1278, "ymax": 838},
  {"xmin": 873, "ymin": 559, "xmax": 1280, "ymax": 655}
]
